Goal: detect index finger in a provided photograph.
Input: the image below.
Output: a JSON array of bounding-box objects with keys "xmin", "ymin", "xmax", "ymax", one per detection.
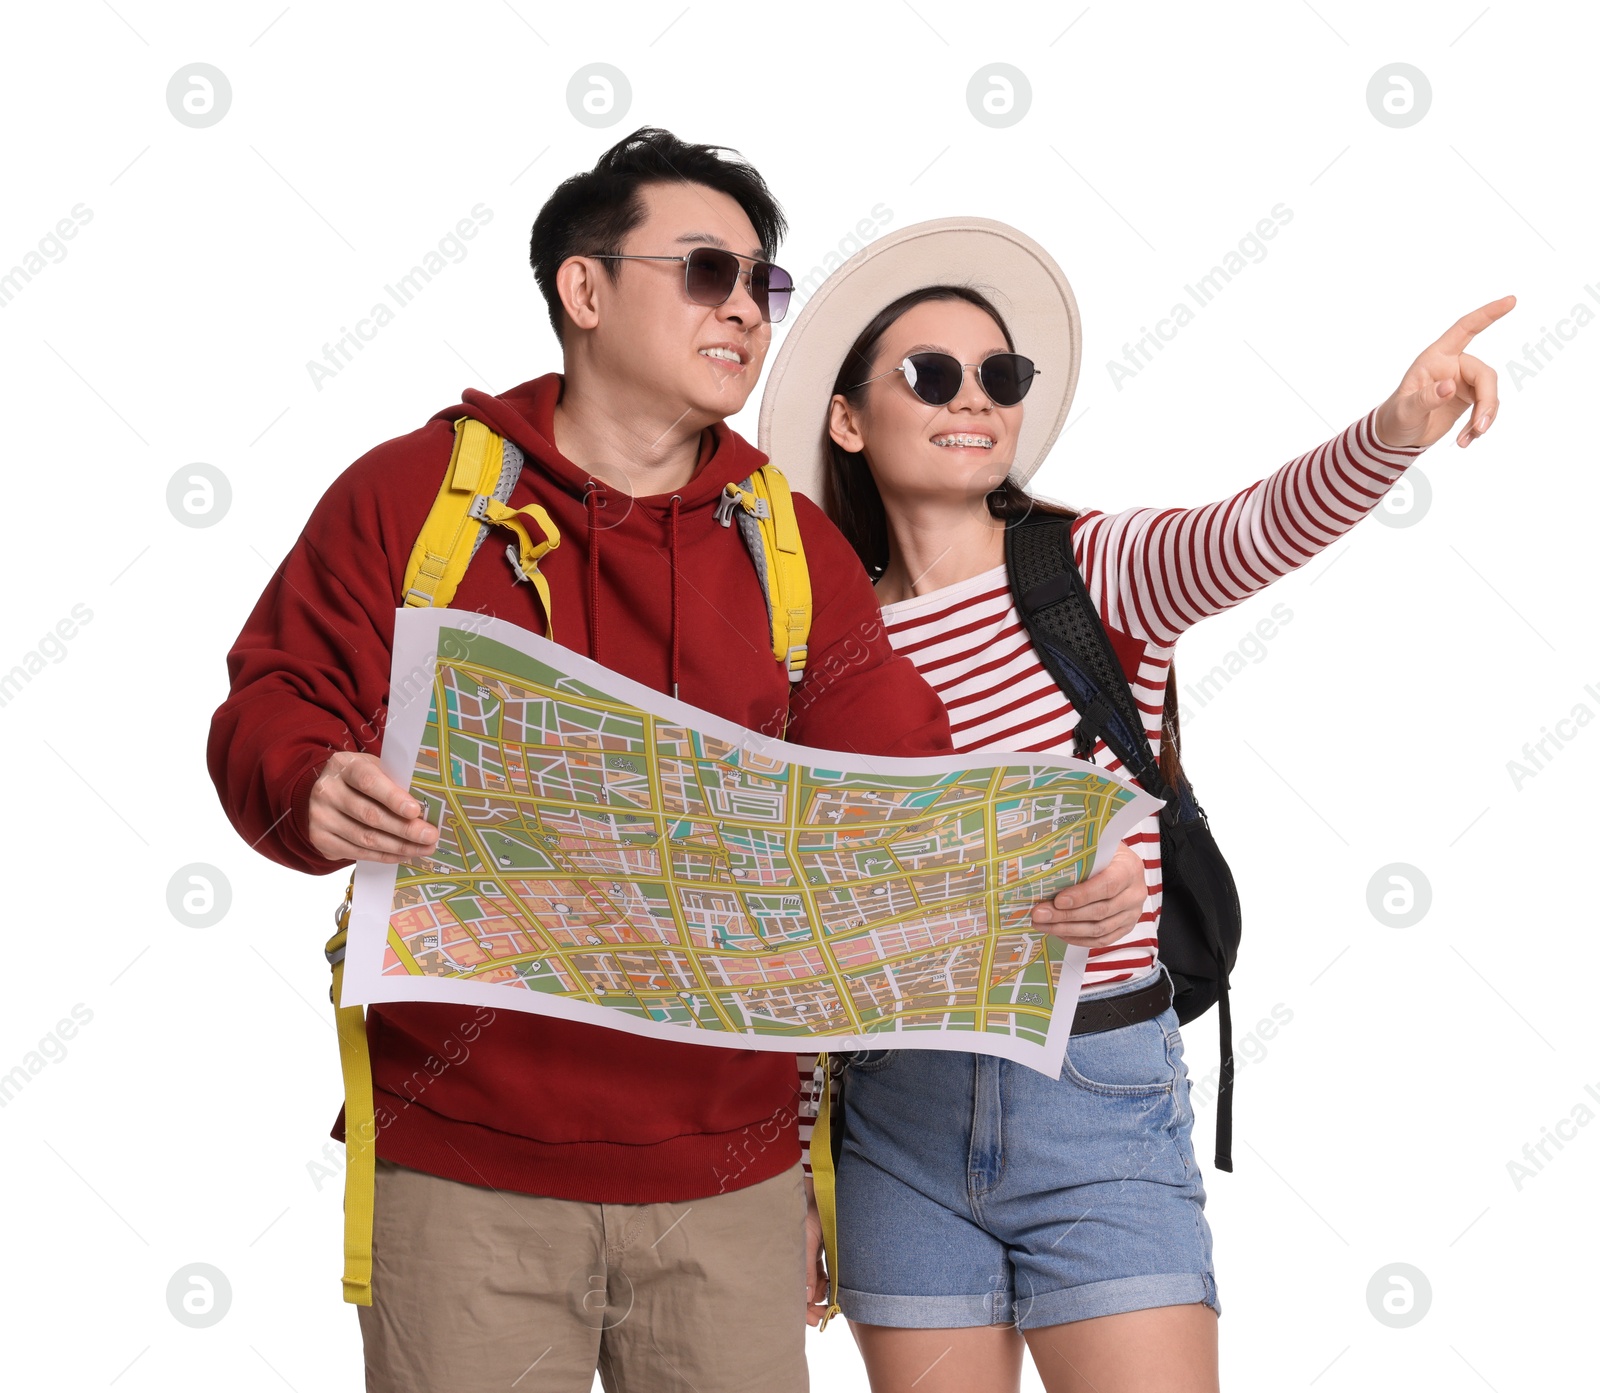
[
  {"xmin": 343, "ymin": 756, "xmax": 423, "ymax": 819},
  {"xmin": 1433, "ymin": 294, "xmax": 1516, "ymax": 356}
]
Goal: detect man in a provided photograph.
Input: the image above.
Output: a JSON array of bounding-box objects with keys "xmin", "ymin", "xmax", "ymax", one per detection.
[{"xmin": 208, "ymin": 128, "xmax": 953, "ymax": 1392}]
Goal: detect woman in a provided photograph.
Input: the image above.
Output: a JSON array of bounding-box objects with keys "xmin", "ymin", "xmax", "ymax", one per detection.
[{"xmin": 760, "ymin": 219, "xmax": 1509, "ymax": 1392}]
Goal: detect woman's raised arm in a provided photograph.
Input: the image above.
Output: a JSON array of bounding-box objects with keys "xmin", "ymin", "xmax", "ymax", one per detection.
[{"xmin": 1075, "ymin": 295, "xmax": 1512, "ymax": 646}]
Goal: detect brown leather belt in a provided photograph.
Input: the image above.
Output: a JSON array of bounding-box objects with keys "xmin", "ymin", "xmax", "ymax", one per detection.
[{"xmin": 1070, "ymin": 971, "xmax": 1173, "ymax": 1036}]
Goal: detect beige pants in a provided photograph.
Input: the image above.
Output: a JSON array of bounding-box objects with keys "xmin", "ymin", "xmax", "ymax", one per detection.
[{"xmin": 358, "ymin": 1157, "xmax": 808, "ymax": 1393}]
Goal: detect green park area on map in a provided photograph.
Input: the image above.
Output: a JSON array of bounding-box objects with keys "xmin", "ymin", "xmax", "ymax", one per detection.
[{"xmin": 377, "ymin": 627, "xmax": 1140, "ymax": 1048}]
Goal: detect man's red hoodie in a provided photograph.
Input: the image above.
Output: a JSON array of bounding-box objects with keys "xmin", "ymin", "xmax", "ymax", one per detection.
[{"xmin": 208, "ymin": 373, "xmax": 951, "ymax": 1203}]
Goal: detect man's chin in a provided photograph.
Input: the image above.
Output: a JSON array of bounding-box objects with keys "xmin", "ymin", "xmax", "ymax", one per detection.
[{"xmin": 682, "ymin": 381, "xmax": 757, "ymax": 428}]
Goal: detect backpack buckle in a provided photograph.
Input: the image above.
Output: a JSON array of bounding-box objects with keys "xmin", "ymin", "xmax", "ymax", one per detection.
[
  {"xmin": 716, "ymin": 481, "xmax": 770, "ymax": 525},
  {"xmin": 505, "ymin": 542, "xmax": 534, "ymax": 585}
]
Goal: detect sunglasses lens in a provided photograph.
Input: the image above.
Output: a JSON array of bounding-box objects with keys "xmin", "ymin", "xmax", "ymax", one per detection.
[
  {"xmin": 684, "ymin": 247, "xmax": 740, "ymax": 306},
  {"xmin": 686, "ymin": 249, "xmax": 793, "ymax": 323},
  {"xmin": 903, "ymin": 353, "xmax": 963, "ymax": 405},
  {"xmin": 758, "ymin": 262, "xmax": 794, "ymax": 323},
  {"xmin": 980, "ymin": 353, "xmax": 1036, "ymax": 406}
]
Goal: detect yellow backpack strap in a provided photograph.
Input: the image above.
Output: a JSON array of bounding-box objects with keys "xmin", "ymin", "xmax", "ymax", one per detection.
[
  {"xmin": 401, "ymin": 417, "xmax": 561, "ymax": 632},
  {"xmin": 811, "ymin": 1051, "xmax": 843, "ymax": 1329},
  {"xmin": 326, "ymin": 876, "xmax": 376, "ymax": 1305},
  {"xmin": 333, "ymin": 419, "xmax": 562, "ymax": 1306},
  {"xmin": 715, "ymin": 464, "xmax": 812, "ymax": 684}
]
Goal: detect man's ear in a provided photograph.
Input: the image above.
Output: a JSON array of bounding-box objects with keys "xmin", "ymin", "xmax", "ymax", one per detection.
[
  {"xmin": 556, "ymin": 256, "xmax": 603, "ymax": 333},
  {"xmin": 827, "ymin": 393, "xmax": 866, "ymax": 454}
]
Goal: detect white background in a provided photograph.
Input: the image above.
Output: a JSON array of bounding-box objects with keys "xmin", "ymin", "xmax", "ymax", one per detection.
[{"xmin": 2, "ymin": 2, "xmax": 1595, "ymax": 1389}]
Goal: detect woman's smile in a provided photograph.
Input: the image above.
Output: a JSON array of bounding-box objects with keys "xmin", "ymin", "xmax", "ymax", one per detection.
[{"xmin": 929, "ymin": 431, "xmax": 997, "ymax": 450}]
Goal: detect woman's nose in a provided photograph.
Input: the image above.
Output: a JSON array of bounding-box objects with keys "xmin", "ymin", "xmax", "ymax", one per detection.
[{"xmin": 949, "ymin": 365, "xmax": 993, "ymax": 412}]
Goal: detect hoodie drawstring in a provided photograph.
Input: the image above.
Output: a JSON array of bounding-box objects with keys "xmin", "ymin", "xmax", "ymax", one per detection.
[{"xmin": 668, "ymin": 494, "xmax": 682, "ymax": 701}]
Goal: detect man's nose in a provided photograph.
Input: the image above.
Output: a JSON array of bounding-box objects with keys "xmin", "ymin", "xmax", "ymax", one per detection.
[{"xmin": 716, "ymin": 267, "xmax": 763, "ymax": 327}]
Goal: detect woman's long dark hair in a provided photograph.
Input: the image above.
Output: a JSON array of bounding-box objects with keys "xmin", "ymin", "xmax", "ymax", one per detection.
[
  {"xmin": 822, "ymin": 284, "xmax": 1184, "ymax": 787},
  {"xmin": 822, "ymin": 285, "xmax": 1075, "ymax": 581}
]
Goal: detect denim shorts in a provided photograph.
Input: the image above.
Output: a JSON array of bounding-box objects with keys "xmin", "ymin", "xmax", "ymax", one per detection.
[{"xmin": 833, "ymin": 970, "xmax": 1219, "ymax": 1330}]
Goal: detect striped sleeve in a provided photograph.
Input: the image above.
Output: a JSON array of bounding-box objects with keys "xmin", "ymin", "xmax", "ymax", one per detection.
[{"xmin": 1074, "ymin": 406, "xmax": 1426, "ymax": 646}]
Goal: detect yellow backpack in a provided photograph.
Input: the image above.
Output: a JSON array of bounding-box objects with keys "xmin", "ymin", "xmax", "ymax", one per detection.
[{"xmin": 325, "ymin": 417, "xmax": 812, "ymax": 1305}]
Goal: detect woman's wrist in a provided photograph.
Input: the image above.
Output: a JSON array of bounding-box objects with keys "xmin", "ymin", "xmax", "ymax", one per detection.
[{"xmin": 1372, "ymin": 401, "xmax": 1402, "ymax": 450}]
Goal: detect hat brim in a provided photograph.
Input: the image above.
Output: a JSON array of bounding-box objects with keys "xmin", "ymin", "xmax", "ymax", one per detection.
[{"xmin": 757, "ymin": 217, "xmax": 1081, "ymax": 505}]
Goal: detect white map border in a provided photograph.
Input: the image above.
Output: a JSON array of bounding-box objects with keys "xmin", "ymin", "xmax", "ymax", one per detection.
[{"xmin": 343, "ymin": 607, "xmax": 1163, "ymax": 1075}]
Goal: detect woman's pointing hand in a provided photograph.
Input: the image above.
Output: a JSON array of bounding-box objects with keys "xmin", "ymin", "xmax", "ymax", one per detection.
[{"xmin": 1374, "ymin": 294, "xmax": 1515, "ymax": 450}]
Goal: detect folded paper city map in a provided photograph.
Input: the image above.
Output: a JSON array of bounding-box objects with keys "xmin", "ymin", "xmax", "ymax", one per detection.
[{"xmin": 342, "ymin": 609, "xmax": 1160, "ymax": 1072}]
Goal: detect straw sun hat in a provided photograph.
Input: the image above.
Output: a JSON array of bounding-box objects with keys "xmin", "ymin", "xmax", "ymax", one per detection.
[{"xmin": 756, "ymin": 217, "xmax": 1082, "ymax": 504}]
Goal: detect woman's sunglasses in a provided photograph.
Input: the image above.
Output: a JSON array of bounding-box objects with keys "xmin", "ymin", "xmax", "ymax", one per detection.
[
  {"xmin": 850, "ymin": 351, "xmax": 1038, "ymax": 408},
  {"xmin": 584, "ymin": 247, "xmax": 795, "ymax": 324}
]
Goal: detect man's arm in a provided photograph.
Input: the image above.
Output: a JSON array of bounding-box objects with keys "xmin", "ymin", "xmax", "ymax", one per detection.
[{"xmin": 206, "ymin": 424, "xmax": 452, "ymax": 874}]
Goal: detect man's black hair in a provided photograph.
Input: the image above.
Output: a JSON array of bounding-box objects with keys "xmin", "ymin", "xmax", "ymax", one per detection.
[{"xmin": 529, "ymin": 126, "xmax": 787, "ymax": 343}]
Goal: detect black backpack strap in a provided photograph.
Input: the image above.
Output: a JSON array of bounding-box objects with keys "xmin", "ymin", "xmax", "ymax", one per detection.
[
  {"xmin": 1215, "ymin": 985, "xmax": 1234, "ymax": 1170},
  {"xmin": 1005, "ymin": 513, "xmax": 1236, "ymax": 1174},
  {"xmin": 1004, "ymin": 516, "xmax": 1167, "ymax": 798}
]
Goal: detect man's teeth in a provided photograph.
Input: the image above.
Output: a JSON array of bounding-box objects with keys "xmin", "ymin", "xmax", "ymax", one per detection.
[
  {"xmin": 932, "ymin": 433, "xmax": 994, "ymax": 448},
  {"xmin": 699, "ymin": 347, "xmax": 741, "ymax": 363}
]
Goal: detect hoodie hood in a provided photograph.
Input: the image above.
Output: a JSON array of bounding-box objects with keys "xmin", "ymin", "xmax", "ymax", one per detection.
[
  {"xmin": 428, "ymin": 372, "xmax": 773, "ymax": 692},
  {"xmin": 434, "ymin": 372, "xmax": 770, "ymax": 519}
]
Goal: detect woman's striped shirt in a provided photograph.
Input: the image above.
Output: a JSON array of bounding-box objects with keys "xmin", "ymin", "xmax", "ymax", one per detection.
[{"xmin": 796, "ymin": 407, "xmax": 1425, "ymax": 1167}]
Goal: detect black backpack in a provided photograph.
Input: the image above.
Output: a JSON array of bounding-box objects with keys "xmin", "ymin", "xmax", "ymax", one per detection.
[{"xmin": 1006, "ymin": 512, "xmax": 1243, "ymax": 1172}]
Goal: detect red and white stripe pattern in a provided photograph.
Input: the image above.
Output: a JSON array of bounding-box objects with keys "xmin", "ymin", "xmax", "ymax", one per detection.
[
  {"xmin": 796, "ymin": 408, "xmax": 1423, "ymax": 1166},
  {"xmin": 883, "ymin": 566, "xmax": 1166, "ymax": 986}
]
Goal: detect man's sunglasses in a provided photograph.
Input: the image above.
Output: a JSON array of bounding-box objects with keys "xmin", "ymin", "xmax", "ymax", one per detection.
[
  {"xmin": 850, "ymin": 351, "xmax": 1039, "ymax": 408},
  {"xmin": 583, "ymin": 247, "xmax": 795, "ymax": 324}
]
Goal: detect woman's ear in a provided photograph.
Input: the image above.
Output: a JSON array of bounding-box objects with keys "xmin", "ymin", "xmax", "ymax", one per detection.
[{"xmin": 828, "ymin": 393, "xmax": 866, "ymax": 454}]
